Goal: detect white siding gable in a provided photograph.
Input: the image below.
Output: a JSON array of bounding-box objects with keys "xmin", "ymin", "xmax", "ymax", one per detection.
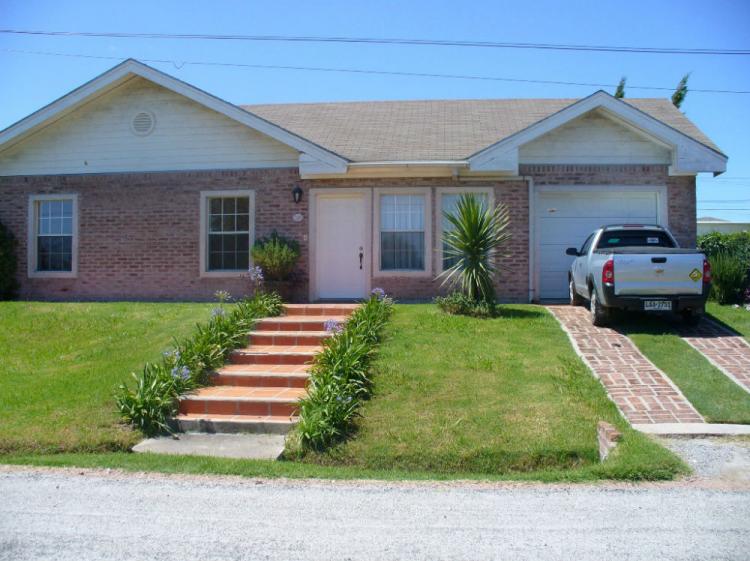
[
  {"xmin": 0, "ymin": 77, "xmax": 299, "ymax": 176},
  {"xmin": 518, "ymin": 109, "xmax": 672, "ymax": 165}
]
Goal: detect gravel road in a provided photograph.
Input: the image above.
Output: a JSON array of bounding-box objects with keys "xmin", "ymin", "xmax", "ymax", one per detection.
[{"xmin": 1, "ymin": 464, "xmax": 748, "ymax": 561}]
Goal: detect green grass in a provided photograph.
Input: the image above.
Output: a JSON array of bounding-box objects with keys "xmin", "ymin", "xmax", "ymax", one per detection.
[
  {"xmin": 292, "ymin": 304, "xmax": 684, "ymax": 480},
  {"xmin": 707, "ymin": 302, "xmax": 750, "ymax": 340},
  {"xmin": 0, "ymin": 302, "xmax": 685, "ymax": 482},
  {"xmin": 0, "ymin": 301, "xmax": 214, "ymax": 454},
  {"xmin": 619, "ymin": 315, "xmax": 750, "ymax": 425}
]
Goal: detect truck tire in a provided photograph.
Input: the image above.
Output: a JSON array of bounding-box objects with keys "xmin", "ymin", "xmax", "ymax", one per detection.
[
  {"xmin": 569, "ymin": 279, "xmax": 584, "ymax": 306},
  {"xmin": 590, "ymin": 290, "xmax": 611, "ymax": 327}
]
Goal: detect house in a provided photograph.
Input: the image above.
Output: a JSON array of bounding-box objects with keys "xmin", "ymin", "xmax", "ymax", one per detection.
[
  {"xmin": 697, "ymin": 217, "xmax": 750, "ymax": 236},
  {"xmin": 0, "ymin": 59, "xmax": 727, "ymax": 302}
]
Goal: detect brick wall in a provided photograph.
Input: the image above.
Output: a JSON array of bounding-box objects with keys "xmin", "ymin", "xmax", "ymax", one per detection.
[{"xmin": 0, "ymin": 164, "xmax": 695, "ymax": 302}]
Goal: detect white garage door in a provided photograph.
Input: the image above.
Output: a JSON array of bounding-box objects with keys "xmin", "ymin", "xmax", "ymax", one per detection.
[{"xmin": 536, "ymin": 188, "xmax": 662, "ymax": 299}]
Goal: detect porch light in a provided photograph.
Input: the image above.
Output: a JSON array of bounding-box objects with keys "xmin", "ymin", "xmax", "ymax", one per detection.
[{"xmin": 292, "ymin": 185, "xmax": 303, "ymax": 204}]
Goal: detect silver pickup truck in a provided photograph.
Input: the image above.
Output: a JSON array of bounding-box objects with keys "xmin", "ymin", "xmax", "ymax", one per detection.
[{"xmin": 566, "ymin": 224, "xmax": 711, "ymax": 326}]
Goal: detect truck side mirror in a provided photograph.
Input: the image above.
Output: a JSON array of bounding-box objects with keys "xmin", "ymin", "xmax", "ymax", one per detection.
[{"xmin": 565, "ymin": 248, "xmax": 579, "ymax": 256}]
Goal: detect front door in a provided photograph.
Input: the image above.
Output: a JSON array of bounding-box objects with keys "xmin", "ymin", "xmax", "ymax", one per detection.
[{"xmin": 314, "ymin": 192, "xmax": 368, "ymax": 299}]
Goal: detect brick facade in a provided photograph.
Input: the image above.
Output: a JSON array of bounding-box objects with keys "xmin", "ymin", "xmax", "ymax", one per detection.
[{"xmin": 0, "ymin": 164, "xmax": 696, "ymax": 302}]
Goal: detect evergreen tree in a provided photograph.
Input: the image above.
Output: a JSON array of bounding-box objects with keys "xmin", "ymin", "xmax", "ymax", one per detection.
[
  {"xmin": 672, "ymin": 73, "xmax": 690, "ymax": 109},
  {"xmin": 614, "ymin": 77, "xmax": 626, "ymax": 99}
]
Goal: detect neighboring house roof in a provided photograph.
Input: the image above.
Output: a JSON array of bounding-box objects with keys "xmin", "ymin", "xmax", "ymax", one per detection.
[
  {"xmin": 245, "ymin": 97, "xmax": 722, "ymax": 163},
  {"xmin": 697, "ymin": 216, "xmax": 730, "ymax": 222}
]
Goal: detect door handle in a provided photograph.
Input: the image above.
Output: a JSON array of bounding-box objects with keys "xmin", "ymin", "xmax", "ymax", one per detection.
[{"xmin": 359, "ymin": 247, "xmax": 364, "ymax": 270}]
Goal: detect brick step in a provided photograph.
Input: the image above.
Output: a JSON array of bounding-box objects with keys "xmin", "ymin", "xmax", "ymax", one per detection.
[
  {"xmin": 211, "ymin": 368, "xmax": 310, "ymax": 388},
  {"xmin": 230, "ymin": 347, "xmax": 320, "ymax": 365},
  {"xmin": 255, "ymin": 315, "xmax": 349, "ymax": 332},
  {"xmin": 179, "ymin": 386, "xmax": 305, "ymax": 417},
  {"xmin": 173, "ymin": 414, "xmax": 297, "ymax": 435},
  {"xmin": 283, "ymin": 303, "xmax": 359, "ymax": 317},
  {"xmin": 249, "ymin": 330, "xmax": 330, "ymax": 346}
]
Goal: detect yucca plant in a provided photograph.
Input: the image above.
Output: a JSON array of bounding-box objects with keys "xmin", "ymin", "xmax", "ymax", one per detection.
[{"xmin": 437, "ymin": 193, "xmax": 511, "ymax": 303}]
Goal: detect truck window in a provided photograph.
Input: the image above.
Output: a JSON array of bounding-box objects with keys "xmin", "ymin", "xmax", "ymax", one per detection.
[
  {"xmin": 580, "ymin": 233, "xmax": 594, "ymax": 254},
  {"xmin": 596, "ymin": 230, "xmax": 675, "ymax": 249}
]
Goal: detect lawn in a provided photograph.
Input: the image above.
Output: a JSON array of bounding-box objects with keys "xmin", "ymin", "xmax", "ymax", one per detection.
[
  {"xmin": 619, "ymin": 314, "xmax": 750, "ymax": 425},
  {"xmin": 0, "ymin": 301, "xmax": 214, "ymax": 453},
  {"xmin": 707, "ymin": 302, "xmax": 750, "ymax": 340},
  {"xmin": 296, "ymin": 304, "xmax": 683, "ymax": 479},
  {"xmin": 0, "ymin": 302, "xmax": 685, "ymax": 481}
]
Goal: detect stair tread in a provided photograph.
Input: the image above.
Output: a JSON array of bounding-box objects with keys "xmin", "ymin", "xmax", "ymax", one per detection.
[
  {"xmin": 185, "ymin": 386, "xmax": 306, "ymax": 401},
  {"xmin": 176, "ymin": 413, "xmax": 297, "ymax": 424},
  {"xmin": 214, "ymin": 369, "xmax": 310, "ymax": 378},
  {"xmin": 249, "ymin": 330, "xmax": 330, "ymax": 337},
  {"xmin": 234, "ymin": 345, "xmax": 322, "ymax": 354},
  {"xmin": 218, "ymin": 364, "xmax": 310, "ymax": 374},
  {"xmin": 258, "ymin": 315, "xmax": 349, "ymax": 322}
]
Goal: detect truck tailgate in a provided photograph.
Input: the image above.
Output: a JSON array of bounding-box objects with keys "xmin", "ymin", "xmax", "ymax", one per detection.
[{"xmin": 612, "ymin": 252, "xmax": 704, "ymax": 296}]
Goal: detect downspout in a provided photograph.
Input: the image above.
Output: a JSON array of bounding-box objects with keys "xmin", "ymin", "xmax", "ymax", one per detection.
[{"xmin": 525, "ymin": 175, "xmax": 535, "ymax": 303}]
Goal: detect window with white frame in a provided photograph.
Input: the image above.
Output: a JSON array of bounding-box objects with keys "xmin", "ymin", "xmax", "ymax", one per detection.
[
  {"xmin": 31, "ymin": 197, "xmax": 76, "ymax": 273},
  {"xmin": 206, "ymin": 195, "xmax": 251, "ymax": 271},
  {"xmin": 380, "ymin": 194, "xmax": 425, "ymax": 271},
  {"xmin": 441, "ymin": 192, "xmax": 489, "ymax": 270}
]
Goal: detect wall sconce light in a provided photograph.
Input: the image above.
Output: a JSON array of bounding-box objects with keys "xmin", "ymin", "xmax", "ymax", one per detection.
[{"xmin": 292, "ymin": 185, "xmax": 303, "ymax": 204}]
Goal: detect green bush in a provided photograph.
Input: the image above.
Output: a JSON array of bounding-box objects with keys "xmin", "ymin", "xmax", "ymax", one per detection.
[
  {"xmin": 115, "ymin": 291, "xmax": 283, "ymax": 436},
  {"xmin": 698, "ymin": 231, "xmax": 750, "ymax": 266},
  {"xmin": 251, "ymin": 232, "xmax": 300, "ymax": 281},
  {"xmin": 291, "ymin": 292, "xmax": 392, "ymax": 452},
  {"xmin": 709, "ymin": 252, "xmax": 749, "ymax": 305},
  {"xmin": 0, "ymin": 220, "xmax": 18, "ymax": 300},
  {"xmin": 434, "ymin": 291, "xmax": 497, "ymax": 318}
]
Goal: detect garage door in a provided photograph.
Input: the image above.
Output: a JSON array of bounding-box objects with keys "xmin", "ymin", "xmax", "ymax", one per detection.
[{"xmin": 536, "ymin": 188, "xmax": 662, "ymax": 299}]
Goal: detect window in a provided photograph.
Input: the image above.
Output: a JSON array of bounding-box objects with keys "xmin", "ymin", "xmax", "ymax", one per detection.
[
  {"xmin": 440, "ymin": 192, "xmax": 489, "ymax": 270},
  {"xmin": 596, "ymin": 230, "xmax": 675, "ymax": 249},
  {"xmin": 200, "ymin": 190, "xmax": 254, "ymax": 276},
  {"xmin": 580, "ymin": 233, "xmax": 595, "ymax": 255},
  {"xmin": 380, "ymin": 194, "xmax": 425, "ymax": 271},
  {"xmin": 28, "ymin": 195, "xmax": 77, "ymax": 277}
]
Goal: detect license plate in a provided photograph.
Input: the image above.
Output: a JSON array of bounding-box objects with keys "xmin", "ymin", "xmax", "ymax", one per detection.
[{"xmin": 644, "ymin": 300, "xmax": 672, "ymax": 312}]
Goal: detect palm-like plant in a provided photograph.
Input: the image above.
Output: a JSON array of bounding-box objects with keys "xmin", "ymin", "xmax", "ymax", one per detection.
[{"xmin": 437, "ymin": 193, "xmax": 511, "ymax": 303}]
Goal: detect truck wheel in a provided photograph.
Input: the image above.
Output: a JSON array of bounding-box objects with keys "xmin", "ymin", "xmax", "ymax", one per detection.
[
  {"xmin": 590, "ymin": 291, "xmax": 611, "ymax": 327},
  {"xmin": 569, "ymin": 279, "xmax": 584, "ymax": 306},
  {"xmin": 682, "ymin": 307, "xmax": 704, "ymax": 327}
]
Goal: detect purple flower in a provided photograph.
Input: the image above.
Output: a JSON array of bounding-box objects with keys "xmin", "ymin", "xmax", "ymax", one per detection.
[
  {"xmin": 171, "ymin": 365, "xmax": 191, "ymax": 381},
  {"xmin": 324, "ymin": 319, "xmax": 344, "ymax": 334},
  {"xmin": 211, "ymin": 307, "xmax": 226, "ymax": 318},
  {"xmin": 214, "ymin": 290, "xmax": 232, "ymax": 303},
  {"xmin": 248, "ymin": 265, "xmax": 264, "ymax": 283},
  {"xmin": 371, "ymin": 287, "xmax": 386, "ymax": 300}
]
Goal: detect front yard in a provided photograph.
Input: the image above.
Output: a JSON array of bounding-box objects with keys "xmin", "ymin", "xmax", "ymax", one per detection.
[
  {"xmin": 707, "ymin": 302, "xmax": 750, "ymax": 340},
  {"xmin": 1, "ymin": 301, "xmax": 685, "ymax": 481}
]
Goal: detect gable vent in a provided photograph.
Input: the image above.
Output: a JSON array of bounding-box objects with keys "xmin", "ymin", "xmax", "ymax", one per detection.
[{"xmin": 131, "ymin": 111, "xmax": 155, "ymax": 136}]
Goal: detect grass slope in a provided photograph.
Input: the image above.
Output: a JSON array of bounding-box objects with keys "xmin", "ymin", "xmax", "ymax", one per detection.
[
  {"xmin": 296, "ymin": 304, "xmax": 683, "ymax": 479},
  {"xmin": 707, "ymin": 302, "xmax": 750, "ymax": 340},
  {"xmin": 0, "ymin": 301, "xmax": 213, "ymax": 453},
  {"xmin": 619, "ymin": 315, "xmax": 750, "ymax": 425}
]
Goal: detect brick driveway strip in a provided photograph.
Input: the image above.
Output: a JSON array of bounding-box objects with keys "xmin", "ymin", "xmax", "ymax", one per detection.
[
  {"xmin": 547, "ymin": 305, "xmax": 704, "ymax": 425},
  {"xmin": 680, "ymin": 319, "xmax": 750, "ymax": 394}
]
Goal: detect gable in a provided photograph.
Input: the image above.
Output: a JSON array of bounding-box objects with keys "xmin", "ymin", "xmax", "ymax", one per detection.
[
  {"xmin": 518, "ymin": 109, "xmax": 672, "ymax": 165},
  {"xmin": 0, "ymin": 77, "xmax": 300, "ymax": 176}
]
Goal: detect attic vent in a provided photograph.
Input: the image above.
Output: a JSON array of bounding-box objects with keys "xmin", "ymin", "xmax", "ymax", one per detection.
[{"xmin": 131, "ymin": 111, "xmax": 155, "ymax": 136}]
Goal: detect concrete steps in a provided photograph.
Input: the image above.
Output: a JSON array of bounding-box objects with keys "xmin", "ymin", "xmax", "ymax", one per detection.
[{"xmin": 173, "ymin": 303, "xmax": 358, "ymax": 435}]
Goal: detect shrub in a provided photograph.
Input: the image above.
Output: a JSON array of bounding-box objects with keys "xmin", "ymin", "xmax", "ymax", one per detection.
[
  {"xmin": 115, "ymin": 291, "xmax": 283, "ymax": 436},
  {"xmin": 251, "ymin": 232, "xmax": 300, "ymax": 281},
  {"xmin": 434, "ymin": 291, "xmax": 497, "ymax": 318},
  {"xmin": 698, "ymin": 231, "xmax": 750, "ymax": 267},
  {"xmin": 709, "ymin": 252, "xmax": 749, "ymax": 305},
  {"xmin": 437, "ymin": 194, "xmax": 511, "ymax": 304},
  {"xmin": 291, "ymin": 291, "xmax": 392, "ymax": 452},
  {"xmin": 0, "ymin": 220, "xmax": 18, "ymax": 300}
]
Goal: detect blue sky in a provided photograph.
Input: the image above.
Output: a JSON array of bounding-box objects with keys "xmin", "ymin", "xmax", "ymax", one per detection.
[{"xmin": 1, "ymin": 0, "xmax": 749, "ymax": 221}]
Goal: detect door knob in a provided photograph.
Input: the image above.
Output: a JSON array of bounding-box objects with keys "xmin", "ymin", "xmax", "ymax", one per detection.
[{"xmin": 359, "ymin": 247, "xmax": 364, "ymax": 270}]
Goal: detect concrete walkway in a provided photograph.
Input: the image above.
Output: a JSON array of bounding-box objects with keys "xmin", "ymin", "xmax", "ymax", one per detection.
[
  {"xmin": 547, "ymin": 305, "xmax": 704, "ymax": 425},
  {"xmin": 680, "ymin": 318, "xmax": 750, "ymax": 394},
  {"xmin": 133, "ymin": 433, "xmax": 286, "ymax": 459}
]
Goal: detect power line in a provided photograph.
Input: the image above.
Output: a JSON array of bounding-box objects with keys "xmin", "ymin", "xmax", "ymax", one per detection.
[
  {"xmin": 3, "ymin": 48, "xmax": 750, "ymax": 95},
  {"xmin": 1, "ymin": 29, "xmax": 749, "ymax": 56}
]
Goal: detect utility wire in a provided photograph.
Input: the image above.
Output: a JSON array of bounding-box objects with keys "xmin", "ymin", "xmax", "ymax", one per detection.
[
  {"xmin": 3, "ymin": 48, "xmax": 750, "ymax": 95},
  {"xmin": 1, "ymin": 29, "xmax": 749, "ymax": 56}
]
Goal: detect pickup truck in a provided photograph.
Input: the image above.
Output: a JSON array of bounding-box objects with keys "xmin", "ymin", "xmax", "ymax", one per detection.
[{"xmin": 566, "ymin": 224, "xmax": 711, "ymax": 326}]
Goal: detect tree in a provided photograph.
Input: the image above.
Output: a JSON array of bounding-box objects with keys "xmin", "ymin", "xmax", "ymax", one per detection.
[
  {"xmin": 437, "ymin": 194, "xmax": 511, "ymax": 303},
  {"xmin": 614, "ymin": 76, "xmax": 626, "ymax": 99},
  {"xmin": 672, "ymin": 73, "xmax": 690, "ymax": 109}
]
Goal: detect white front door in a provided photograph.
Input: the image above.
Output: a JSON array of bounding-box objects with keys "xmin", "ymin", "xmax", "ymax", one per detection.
[
  {"xmin": 535, "ymin": 187, "xmax": 664, "ymax": 299},
  {"xmin": 314, "ymin": 192, "xmax": 368, "ymax": 300}
]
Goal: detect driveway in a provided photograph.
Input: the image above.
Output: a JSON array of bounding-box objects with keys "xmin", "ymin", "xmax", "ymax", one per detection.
[{"xmin": 1, "ymin": 459, "xmax": 749, "ymax": 561}]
